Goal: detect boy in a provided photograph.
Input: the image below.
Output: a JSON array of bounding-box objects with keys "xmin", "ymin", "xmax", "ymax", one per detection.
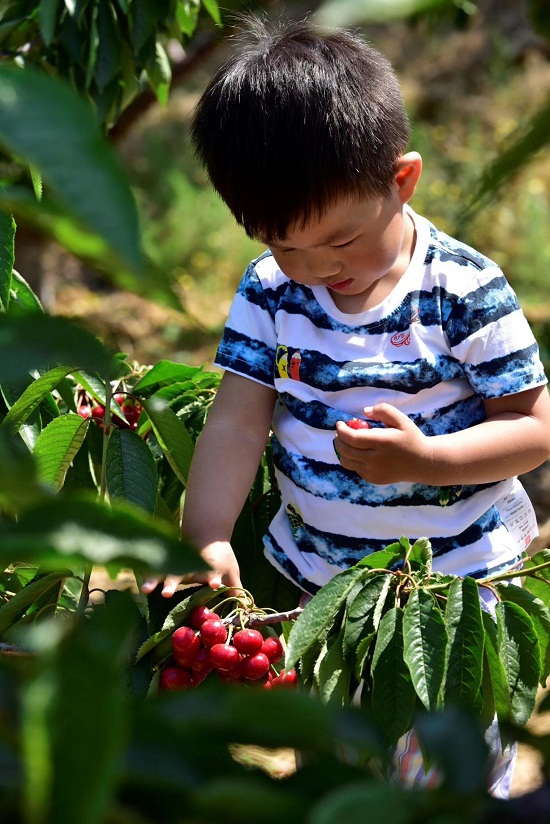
[{"xmin": 143, "ymin": 16, "xmax": 550, "ymax": 794}]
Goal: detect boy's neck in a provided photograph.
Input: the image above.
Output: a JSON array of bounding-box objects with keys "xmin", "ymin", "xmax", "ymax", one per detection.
[{"xmin": 330, "ymin": 210, "xmax": 417, "ymax": 314}]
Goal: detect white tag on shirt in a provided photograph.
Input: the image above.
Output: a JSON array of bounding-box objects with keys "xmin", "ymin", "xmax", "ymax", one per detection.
[{"xmin": 495, "ymin": 477, "xmax": 538, "ymax": 552}]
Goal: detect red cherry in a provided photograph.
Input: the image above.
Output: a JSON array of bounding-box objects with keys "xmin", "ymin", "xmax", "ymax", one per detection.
[
  {"xmin": 190, "ymin": 647, "xmax": 214, "ymax": 675},
  {"xmin": 190, "ymin": 670, "xmax": 209, "ymax": 686},
  {"xmin": 209, "ymin": 643, "xmax": 240, "ymax": 672},
  {"xmin": 260, "ymin": 636, "xmax": 284, "ymax": 663},
  {"xmin": 199, "ymin": 619, "xmax": 227, "ymax": 648},
  {"xmin": 172, "ymin": 626, "xmax": 200, "ymax": 666},
  {"xmin": 271, "ymin": 668, "xmax": 298, "ymax": 689},
  {"xmin": 114, "ymin": 393, "xmax": 125, "ymax": 406},
  {"xmin": 188, "ymin": 605, "xmax": 217, "ymax": 629},
  {"xmin": 90, "ymin": 404, "xmax": 106, "ymax": 420},
  {"xmin": 217, "ymin": 661, "xmax": 242, "ymax": 681},
  {"xmin": 77, "ymin": 404, "xmax": 92, "ymax": 419},
  {"xmin": 233, "ymin": 629, "xmax": 264, "ymax": 656},
  {"xmin": 122, "ymin": 402, "xmax": 142, "ymax": 425},
  {"xmin": 159, "ymin": 666, "xmax": 191, "ymax": 691},
  {"xmin": 346, "ymin": 418, "xmax": 371, "ymax": 430},
  {"xmin": 241, "ymin": 652, "xmax": 270, "ymax": 681}
]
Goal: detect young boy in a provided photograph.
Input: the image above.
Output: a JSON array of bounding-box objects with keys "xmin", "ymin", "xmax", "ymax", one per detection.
[{"xmin": 143, "ymin": 16, "xmax": 550, "ymax": 794}]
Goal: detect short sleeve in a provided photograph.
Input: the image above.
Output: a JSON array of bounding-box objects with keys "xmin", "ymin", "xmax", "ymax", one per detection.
[
  {"xmin": 215, "ymin": 262, "xmax": 278, "ymax": 388},
  {"xmin": 443, "ymin": 270, "xmax": 547, "ymax": 398}
]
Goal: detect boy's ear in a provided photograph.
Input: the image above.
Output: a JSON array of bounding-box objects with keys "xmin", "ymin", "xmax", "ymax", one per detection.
[{"xmin": 395, "ymin": 152, "xmax": 422, "ymax": 203}]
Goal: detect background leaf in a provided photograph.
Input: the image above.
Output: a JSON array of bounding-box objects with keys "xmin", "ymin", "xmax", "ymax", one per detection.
[
  {"xmin": 106, "ymin": 428, "xmax": 158, "ymax": 514},
  {"xmin": 141, "ymin": 397, "xmax": 194, "ymax": 486},
  {"xmin": 0, "ymin": 209, "xmax": 15, "ymax": 312},
  {"xmin": 34, "ymin": 413, "xmax": 90, "ymax": 490}
]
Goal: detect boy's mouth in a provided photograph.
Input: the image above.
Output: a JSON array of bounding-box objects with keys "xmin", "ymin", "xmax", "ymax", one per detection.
[{"xmin": 327, "ymin": 278, "xmax": 353, "ymax": 291}]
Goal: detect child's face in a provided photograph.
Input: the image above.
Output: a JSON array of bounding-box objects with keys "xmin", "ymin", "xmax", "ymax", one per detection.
[{"xmin": 264, "ymin": 153, "xmax": 421, "ymax": 307}]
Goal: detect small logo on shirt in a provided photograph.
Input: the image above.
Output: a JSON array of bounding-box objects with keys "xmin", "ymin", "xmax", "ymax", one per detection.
[
  {"xmin": 276, "ymin": 345, "xmax": 302, "ymax": 381},
  {"xmin": 390, "ymin": 307, "xmax": 420, "ymax": 347}
]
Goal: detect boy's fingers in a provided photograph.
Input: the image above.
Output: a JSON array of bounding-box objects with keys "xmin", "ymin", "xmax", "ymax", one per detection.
[
  {"xmin": 363, "ymin": 403, "xmax": 411, "ymax": 429},
  {"xmin": 141, "ymin": 577, "xmax": 160, "ymax": 594}
]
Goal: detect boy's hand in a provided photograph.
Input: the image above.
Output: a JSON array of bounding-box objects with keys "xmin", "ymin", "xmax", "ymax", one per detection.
[
  {"xmin": 334, "ymin": 403, "xmax": 432, "ymax": 484},
  {"xmin": 141, "ymin": 541, "xmax": 242, "ymax": 598}
]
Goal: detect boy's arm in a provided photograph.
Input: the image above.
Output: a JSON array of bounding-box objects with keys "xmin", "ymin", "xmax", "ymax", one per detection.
[
  {"xmin": 334, "ymin": 385, "xmax": 550, "ymax": 486},
  {"xmin": 142, "ymin": 371, "xmax": 277, "ymax": 597}
]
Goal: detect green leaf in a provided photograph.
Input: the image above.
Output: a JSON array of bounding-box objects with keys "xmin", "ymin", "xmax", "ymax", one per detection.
[
  {"xmin": 0, "ymin": 571, "xmax": 70, "ymax": 637},
  {"xmin": 106, "ymin": 428, "xmax": 158, "ymax": 514},
  {"xmin": 0, "ymin": 66, "xmax": 144, "ymax": 273},
  {"xmin": 342, "ymin": 573, "xmax": 391, "ymax": 664},
  {"xmin": 5, "ymin": 268, "xmax": 43, "ymax": 316},
  {"xmin": 1, "ymin": 365, "xmax": 75, "ymax": 432},
  {"xmin": 201, "ymin": 0, "xmax": 221, "ymax": 25},
  {"xmin": 309, "ymin": 781, "xmax": 414, "ymax": 824},
  {"xmin": 496, "ymin": 600, "xmax": 541, "ymax": 726},
  {"xmin": 0, "ymin": 209, "xmax": 15, "ymax": 312},
  {"xmin": 96, "ymin": 0, "xmax": 121, "ymax": 91},
  {"xmin": 498, "ymin": 582, "xmax": 550, "ymax": 685},
  {"xmin": 441, "ymin": 577, "xmax": 484, "ymax": 708},
  {"xmin": 0, "ymin": 314, "xmax": 116, "ymax": 384},
  {"xmin": 407, "ymin": 537, "xmax": 433, "ymax": 570},
  {"xmin": 129, "ymin": 0, "xmax": 157, "ymax": 53},
  {"xmin": 354, "ymin": 545, "xmax": 403, "ymax": 572},
  {"xmin": 22, "ymin": 591, "xmax": 140, "ymax": 824},
  {"xmin": 146, "ymin": 42, "xmax": 171, "ymax": 106},
  {"xmin": 176, "ymin": 0, "xmax": 200, "ymax": 36},
  {"xmin": 34, "ymin": 413, "xmax": 90, "ymax": 490},
  {"xmin": 285, "ymin": 567, "xmax": 366, "ymax": 670},
  {"xmin": 403, "ymin": 588, "xmax": 447, "ymax": 711},
  {"xmin": 480, "ymin": 610, "xmax": 511, "ymax": 724},
  {"xmin": 132, "ymin": 360, "xmax": 213, "ymax": 396},
  {"xmin": 315, "ymin": 0, "xmax": 449, "ymax": 27},
  {"xmin": 141, "ymin": 397, "xmax": 194, "ymax": 486},
  {"xmin": 38, "ymin": 0, "xmax": 62, "ymax": 45},
  {"xmin": 370, "ymin": 606, "xmax": 416, "ymax": 744},
  {"xmin": 0, "ymin": 494, "xmax": 208, "ymax": 578},
  {"xmin": 316, "ymin": 633, "xmax": 351, "ymax": 705},
  {"xmin": 0, "ymin": 425, "xmax": 44, "ymax": 507}
]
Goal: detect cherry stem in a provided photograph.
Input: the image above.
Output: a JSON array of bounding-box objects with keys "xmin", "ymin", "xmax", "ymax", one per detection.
[{"xmin": 226, "ymin": 607, "xmax": 303, "ymax": 627}]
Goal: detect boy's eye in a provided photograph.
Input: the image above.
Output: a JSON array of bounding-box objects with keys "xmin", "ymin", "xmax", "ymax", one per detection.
[{"xmin": 332, "ymin": 237, "xmax": 356, "ymax": 250}]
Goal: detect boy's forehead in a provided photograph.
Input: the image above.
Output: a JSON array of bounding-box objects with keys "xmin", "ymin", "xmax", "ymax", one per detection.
[{"xmin": 261, "ymin": 195, "xmax": 380, "ymax": 248}]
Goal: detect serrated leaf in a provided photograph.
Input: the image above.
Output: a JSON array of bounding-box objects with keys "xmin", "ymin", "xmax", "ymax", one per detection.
[
  {"xmin": 407, "ymin": 537, "xmax": 432, "ymax": 570},
  {"xmin": 285, "ymin": 567, "xmax": 366, "ymax": 670},
  {"xmin": 481, "ymin": 610, "xmax": 511, "ymax": 724},
  {"xmin": 496, "ymin": 600, "xmax": 541, "ymax": 726},
  {"xmin": 403, "ymin": 588, "xmax": 447, "ymax": 711},
  {"xmin": 370, "ymin": 607, "xmax": 416, "ymax": 744},
  {"xmin": 1, "ymin": 365, "xmax": 75, "ymax": 432},
  {"xmin": 0, "ymin": 571, "xmax": 70, "ymax": 636},
  {"xmin": 132, "ymin": 360, "xmax": 213, "ymax": 396},
  {"xmin": 316, "ymin": 633, "xmax": 351, "ymax": 705},
  {"xmin": 498, "ymin": 582, "xmax": 550, "ymax": 685},
  {"xmin": 441, "ymin": 577, "xmax": 484, "ymax": 708},
  {"xmin": 34, "ymin": 413, "xmax": 90, "ymax": 490},
  {"xmin": 0, "ymin": 209, "xmax": 15, "ymax": 312},
  {"xmin": 141, "ymin": 397, "xmax": 194, "ymax": 485},
  {"xmin": 342, "ymin": 573, "xmax": 390, "ymax": 664},
  {"xmin": 106, "ymin": 428, "xmax": 158, "ymax": 514},
  {"xmin": 0, "ymin": 495, "xmax": 208, "ymax": 578}
]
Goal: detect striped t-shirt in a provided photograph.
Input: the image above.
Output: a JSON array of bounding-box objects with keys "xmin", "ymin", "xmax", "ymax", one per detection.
[{"xmin": 215, "ymin": 209, "xmax": 547, "ymax": 594}]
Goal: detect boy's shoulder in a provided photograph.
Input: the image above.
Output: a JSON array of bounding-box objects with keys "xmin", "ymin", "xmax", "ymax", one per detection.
[{"xmin": 423, "ymin": 217, "xmax": 500, "ymax": 275}]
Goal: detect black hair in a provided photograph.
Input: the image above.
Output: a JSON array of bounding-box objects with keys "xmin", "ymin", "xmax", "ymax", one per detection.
[{"xmin": 190, "ymin": 16, "xmax": 410, "ymax": 241}]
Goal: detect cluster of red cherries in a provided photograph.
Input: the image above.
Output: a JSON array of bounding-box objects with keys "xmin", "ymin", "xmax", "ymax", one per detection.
[
  {"xmin": 77, "ymin": 391, "xmax": 142, "ymax": 430},
  {"xmin": 159, "ymin": 604, "xmax": 298, "ymax": 692}
]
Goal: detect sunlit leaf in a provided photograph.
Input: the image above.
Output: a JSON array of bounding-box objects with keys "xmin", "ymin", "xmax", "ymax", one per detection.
[
  {"xmin": 497, "ymin": 582, "xmax": 550, "ymax": 685},
  {"xmin": 316, "ymin": 634, "xmax": 351, "ymax": 705},
  {"xmin": 496, "ymin": 600, "xmax": 541, "ymax": 726},
  {"xmin": 441, "ymin": 577, "xmax": 484, "ymax": 708},
  {"xmin": 285, "ymin": 567, "xmax": 366, "ymax": 669},
  {"xmin": 1, "ymin": 365, "xmax": 75, "ymax": 433},
  {"xmin": 403, "ymin": 588, "xmax": 447, "ymax": 711},
  {"xmin": 141, "ymin": 397, "xmax": 194, "ymax": 486},
  {"xmin": 34, "ymin": 413, "xmax": 90, "ymax": 490}
]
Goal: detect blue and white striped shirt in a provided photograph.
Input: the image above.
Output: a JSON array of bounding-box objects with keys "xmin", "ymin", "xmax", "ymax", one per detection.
[{"xmin": 216, "ymin": 210, "xmax": 547, "ymax": 594}]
